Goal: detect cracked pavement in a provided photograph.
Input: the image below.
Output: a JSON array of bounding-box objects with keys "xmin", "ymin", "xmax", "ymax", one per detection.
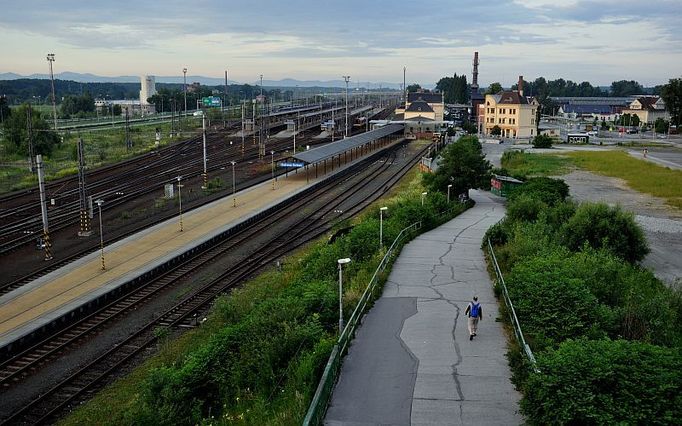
[{"xmin": 325, "ymin": 190, "xmax": 522, "ymax": 425}]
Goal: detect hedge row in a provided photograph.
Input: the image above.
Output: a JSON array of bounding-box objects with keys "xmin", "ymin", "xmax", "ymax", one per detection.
[{"xmin": 485, "ymin": 177, "xmax": 682, "ymax": 424}]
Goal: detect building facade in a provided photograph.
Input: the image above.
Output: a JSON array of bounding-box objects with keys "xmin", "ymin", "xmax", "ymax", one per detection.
[
  {"xmin": 622, "ymin": 96, "xmax": 668, "ymax": 124},
  {"xmin": 480, "ymin": 76, "xmax": 538, "ymax": 139},
  {"xmin": 403, "ymin": 91, "xmax": 445, "ymax": 136}
]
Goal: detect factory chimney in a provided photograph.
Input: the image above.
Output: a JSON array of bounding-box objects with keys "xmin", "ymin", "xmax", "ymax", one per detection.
[
  {"xmin": 518, "ymin": 75, "xmax": 524, "ymax": 97},
  {"xmin": 471, "ymin": 52, "xmax": 479, "ymax": 90}
]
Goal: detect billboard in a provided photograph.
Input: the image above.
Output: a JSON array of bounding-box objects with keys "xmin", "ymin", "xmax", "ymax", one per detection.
[{"xmin": 202, "ymin": 96, "xmax": 222, "ymax": 107}]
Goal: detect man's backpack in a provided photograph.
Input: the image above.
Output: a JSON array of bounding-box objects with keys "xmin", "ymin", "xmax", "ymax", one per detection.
[{"xmin": 470, "ymin": 302, "xmax": 480, "ymax": 318}]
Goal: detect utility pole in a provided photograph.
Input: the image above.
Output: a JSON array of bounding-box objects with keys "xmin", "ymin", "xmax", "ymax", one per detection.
[
  {"xmin": 241, "ymin": 100, "xmax": 245, "ymax": 156},
  {"xmin": 343, "ymin": 75, "xmax": 351, "ymax": 138},
  {"xmin": 47, "ymin": 53, "xmax": 57, "ymax": 131},
  {"xmin": 403, "ymin": 66, "xmax": 407, "ymax": 108},
  {"xmin": 36, "ymin": 155, "xmax": 53, "ymax": 261},
  {"xmin": 202, "ymin": 114, "xmax": 208, "ymax": 189},
  {"xmin": 125, "ymin": 108, "xmax": 131, "ymax": 151},
  {"xmin": 224, "ymin": 69, "xmax": 228, "ymax": 128},
  {"xmin": 183, "ymin": 67, "xmax": 188, "ymax": 117},
  {"xmin": 77, "ymin": 137, "xmax": 92, "ymax": 236},
  {"xmin": 26, "ymin": 103, "xmax": 35, "ymax": 172}
]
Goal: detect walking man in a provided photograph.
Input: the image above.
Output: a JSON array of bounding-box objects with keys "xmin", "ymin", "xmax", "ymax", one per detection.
[{"xmin": 465, "ymin": 296, "xmax": 482, "ymax": 340}]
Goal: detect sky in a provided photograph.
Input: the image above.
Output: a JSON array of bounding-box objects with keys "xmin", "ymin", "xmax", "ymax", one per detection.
[{"xmin": 1, "ymin": 0, "xmax": 681, "ymax": 87}]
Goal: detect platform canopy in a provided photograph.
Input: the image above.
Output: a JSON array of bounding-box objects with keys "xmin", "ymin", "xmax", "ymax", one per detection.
[{"xmin": 292, "ymin": 124, "xmax": 404, "ymax": 164}]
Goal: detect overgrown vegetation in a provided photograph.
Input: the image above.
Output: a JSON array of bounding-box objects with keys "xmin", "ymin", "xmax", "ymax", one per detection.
[
  {"xmin": 500, "ymin": 150, "xmax": 571, "ymax": 178},
  {"xmin": 531, "ymin": 134, "xmax": 553, "ymax": 149},
  {"xmin": 423, "ymin": 135, "xmax": 491, "ymax": 198},
  {"xmin": 484, "ymin": 176, "xmax": 682, "ymax": 424},
  {"xmin": 0, "ymin": 118, "xmax": 201, "ymax": 193},
  {"xmin": 63, "ymin": 169, "xmax": 470, "ymax": 425}
]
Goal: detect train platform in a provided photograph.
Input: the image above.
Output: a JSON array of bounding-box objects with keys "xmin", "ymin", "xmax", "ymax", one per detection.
[
  {"xmin": 0, "ymin": 125, "xmax": 405, "ymax": 353},
  {"xmin": 0, "ymin": 171, "xmax": 312, "ymax": 350},
  {"xmin": 325, "ymin": 190, "xmax": 522, "ymax": 425}
]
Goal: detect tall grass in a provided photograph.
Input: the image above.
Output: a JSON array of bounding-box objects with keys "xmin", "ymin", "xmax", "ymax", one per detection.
[
  {"xmin": 565, "ymin": 151, "xmax": 682, "ymax": 210},
  {"xmin": 500, "ymin": 150, "xmax": 571, "ymax": 177},
  {"xmin": 0, "ymin": 119, "xmax": 202, "ymax": 193}
]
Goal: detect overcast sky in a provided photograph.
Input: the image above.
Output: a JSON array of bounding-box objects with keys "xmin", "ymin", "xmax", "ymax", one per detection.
[{"xmin": 1, "ymin": 0, "xmax": 680, "ymax": 87}]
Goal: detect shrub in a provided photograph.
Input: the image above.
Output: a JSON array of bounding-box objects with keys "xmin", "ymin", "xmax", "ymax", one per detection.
[
  {"xmin": 522, "ymin": 339, "xmax": 682, "ymax": 425},
  {"xmin": 532, "ymin": 134, "xmax": 553, "ymax": 148},
  {"xmin": 505, "ymin": 251, "xmax": 611, "ymax": 350},
  {"xmin": 491, "ymin": 125, "xmax": 501, "ymax": 136},
  {"xmin": 560, "ymin": 203, "xmax": 649, "ymax": 263},
  {"xmin": 506, "ymin": 194, "xmax": 547, "ymax": 223},
  {"xmin": 508, "ymin": 177, "xmax": 569, "ymax": 206}
]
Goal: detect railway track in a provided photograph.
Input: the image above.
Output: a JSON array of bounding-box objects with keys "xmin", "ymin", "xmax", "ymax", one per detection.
[
  {"xmin": 0, "ymin": 129, "xmax": 347, "ymax": 296},
  {"xmin": 0, "ymin": 103, "xmax": 371, "ymax": 255},
  {"xmin": 0, "ymin": 139, "xmax": 425, "ymax": 425}
]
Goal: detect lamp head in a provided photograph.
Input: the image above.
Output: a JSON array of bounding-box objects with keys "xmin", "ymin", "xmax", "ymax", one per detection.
[
  {"xmin": 95, "ymin": 199, "xmax": 104, "ymax": 206},
  {"xmin": 380, "ymin": 207, "xmax": 388, "ymax": 211},
  {"xmin": 337, "ymin": 258, "xmax": 351, "ymax": 265}
]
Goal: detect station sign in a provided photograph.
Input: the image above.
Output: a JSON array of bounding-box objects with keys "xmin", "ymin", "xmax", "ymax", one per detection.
[
  {"xmin": 202, "ymin": 96, "xmax": 222, "ymax": 107},
  {"xmin": 278, "ymin": 161, "xmax": 304, "ymax": 168}
]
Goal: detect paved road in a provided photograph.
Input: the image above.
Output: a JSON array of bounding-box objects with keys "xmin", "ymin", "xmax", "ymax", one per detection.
[{"xmin": 325, "ymin": 190, "xmax": 522, "ymax": 425}]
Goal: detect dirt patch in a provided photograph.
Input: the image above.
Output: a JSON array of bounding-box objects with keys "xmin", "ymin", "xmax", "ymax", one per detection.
[{"xmin": 559, "ymin": 170, "xmax": 682, "ymax": 286}]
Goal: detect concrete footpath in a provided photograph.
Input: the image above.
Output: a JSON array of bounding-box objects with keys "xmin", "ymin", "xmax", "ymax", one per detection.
[{"xmin": 325, "ymin": 190, "xmax": 522, "ymax": 425}]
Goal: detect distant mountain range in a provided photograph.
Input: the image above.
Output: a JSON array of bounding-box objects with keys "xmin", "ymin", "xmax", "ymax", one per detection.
[{"xmin": 0, "ymin": 71, "xmax": 403, "ymax": 89}]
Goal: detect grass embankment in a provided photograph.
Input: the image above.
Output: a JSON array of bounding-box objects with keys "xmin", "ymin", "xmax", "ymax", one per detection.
[
  {"xmin": 0, "ymin": 119, "xmax": 202, "ymax": 193},
  {"xmin": 61, "ymin": 167, "xmax": 469, "ymax": 425},
  {"xmin": 501, "ymin": 150, "xmax": 682, "ymax": 210}
]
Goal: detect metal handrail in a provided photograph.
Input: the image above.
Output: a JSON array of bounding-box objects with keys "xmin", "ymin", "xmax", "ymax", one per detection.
[
  {"xmin": 486, "ymin": 238, "xmax": 538, "ymax": 372},
  {"xmin": 303, "ymin": 203, "xmax": 473, "ymax": 425},
  {"xmin": 303, "ymin": 221, "xmax": 421, "ymax": 426}
]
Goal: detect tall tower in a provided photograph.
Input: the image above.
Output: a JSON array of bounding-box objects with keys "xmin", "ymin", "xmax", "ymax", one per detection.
[
  {"xmin": 140, "ymin": 75, "xmax": 156, "ymax": 105},
  {"xmin": 471, "ymin": 52, "xmax": 480, "ymax": 93}
]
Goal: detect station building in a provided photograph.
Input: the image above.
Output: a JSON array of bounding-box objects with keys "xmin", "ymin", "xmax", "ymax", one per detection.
[{"xmin": 402, "ymin": 91, "xmax": 445, "ymax": 137}]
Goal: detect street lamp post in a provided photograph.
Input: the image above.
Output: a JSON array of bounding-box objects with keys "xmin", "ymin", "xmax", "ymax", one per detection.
[
  {"xmin": 343, "ymin": 75, "xmax": 351, "ymax": 138},
  {"xmin": 176, "ymin": 176, "xmax": 183, "ymax": 232},
  {"xmin": 447, "ymin": 184, "xmax": 453, "ymax": 203},
  {"xmin": 270, "ymin": 150, "xmax": 275, "ymax": 190},
  {"xmin": 337, "ymin": 258, "xmax": 351, "ymax": 334},
  {"xmin": 95, "ymin": 199, "xmax": 105, "ymax": 270},
  {"xmin": 231, "ymin": 161, "xmax": 237, "ymax": 207},
  {"xmin": 183, "ymin": 68, "xmax": 188, "ymax": 117},
  {"xmin": 421, "ymin": 191, "xmax": 427, "ymax": 206},
  {"xmin": 380, "ymin": 207, "xmax": 388, "ymax": 249}
]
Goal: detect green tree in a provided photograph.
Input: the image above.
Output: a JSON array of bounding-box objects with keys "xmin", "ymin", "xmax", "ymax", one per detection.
[
  {"xmin": 406, "ymin": 84, "xmax": 422, "ymax": 93},
  {"xmin": 435, "ymin": 73, "xmax": 469, "ymax": 104},
  {"xmin": 60, "ymin": 93, "xmax": 95, "ymax": 117},
  {"xmin": 490, "ymin": 125, "xmax": 501, "ymax": 136},
  {"xmin": 422, "ymin": 135, "xmax": 491, "ymax": 198},
  {"xmin": 485, "ymin": 82, "xmax": 502, "ymax": 95},
  {"xmin": 610, "ymin": 80, "xmax": 644, "ymax": 96},
  {"xmin": 1, "ymin": 103, "xmax": 60, "ymax": 157},
  {"xmin": 660, "ymin": 77, "xmax": 682, "ymax": 126},
  {"xmin": 560, "ymin": 203, "xmax": 649, "ymax": 263},
  {"xmin": 0, "ymin": 95, "xmax": 10, "ymax": 124},
  {"xmin": 654, "ymin": 118, "xmax": 669, "ymax": 134},
  {"xmin": 113, "ymin": 104, "xmax": 122, "ymax": 116}
]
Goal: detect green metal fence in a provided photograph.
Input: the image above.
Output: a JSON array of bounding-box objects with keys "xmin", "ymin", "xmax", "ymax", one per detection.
[
  {"xmin": 486, "ymin": 238, "xmax": 538, "ymax": 372},
  {"xmin": 302, "ymin": 221, "xmax": 421, "ymax": 426}
]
